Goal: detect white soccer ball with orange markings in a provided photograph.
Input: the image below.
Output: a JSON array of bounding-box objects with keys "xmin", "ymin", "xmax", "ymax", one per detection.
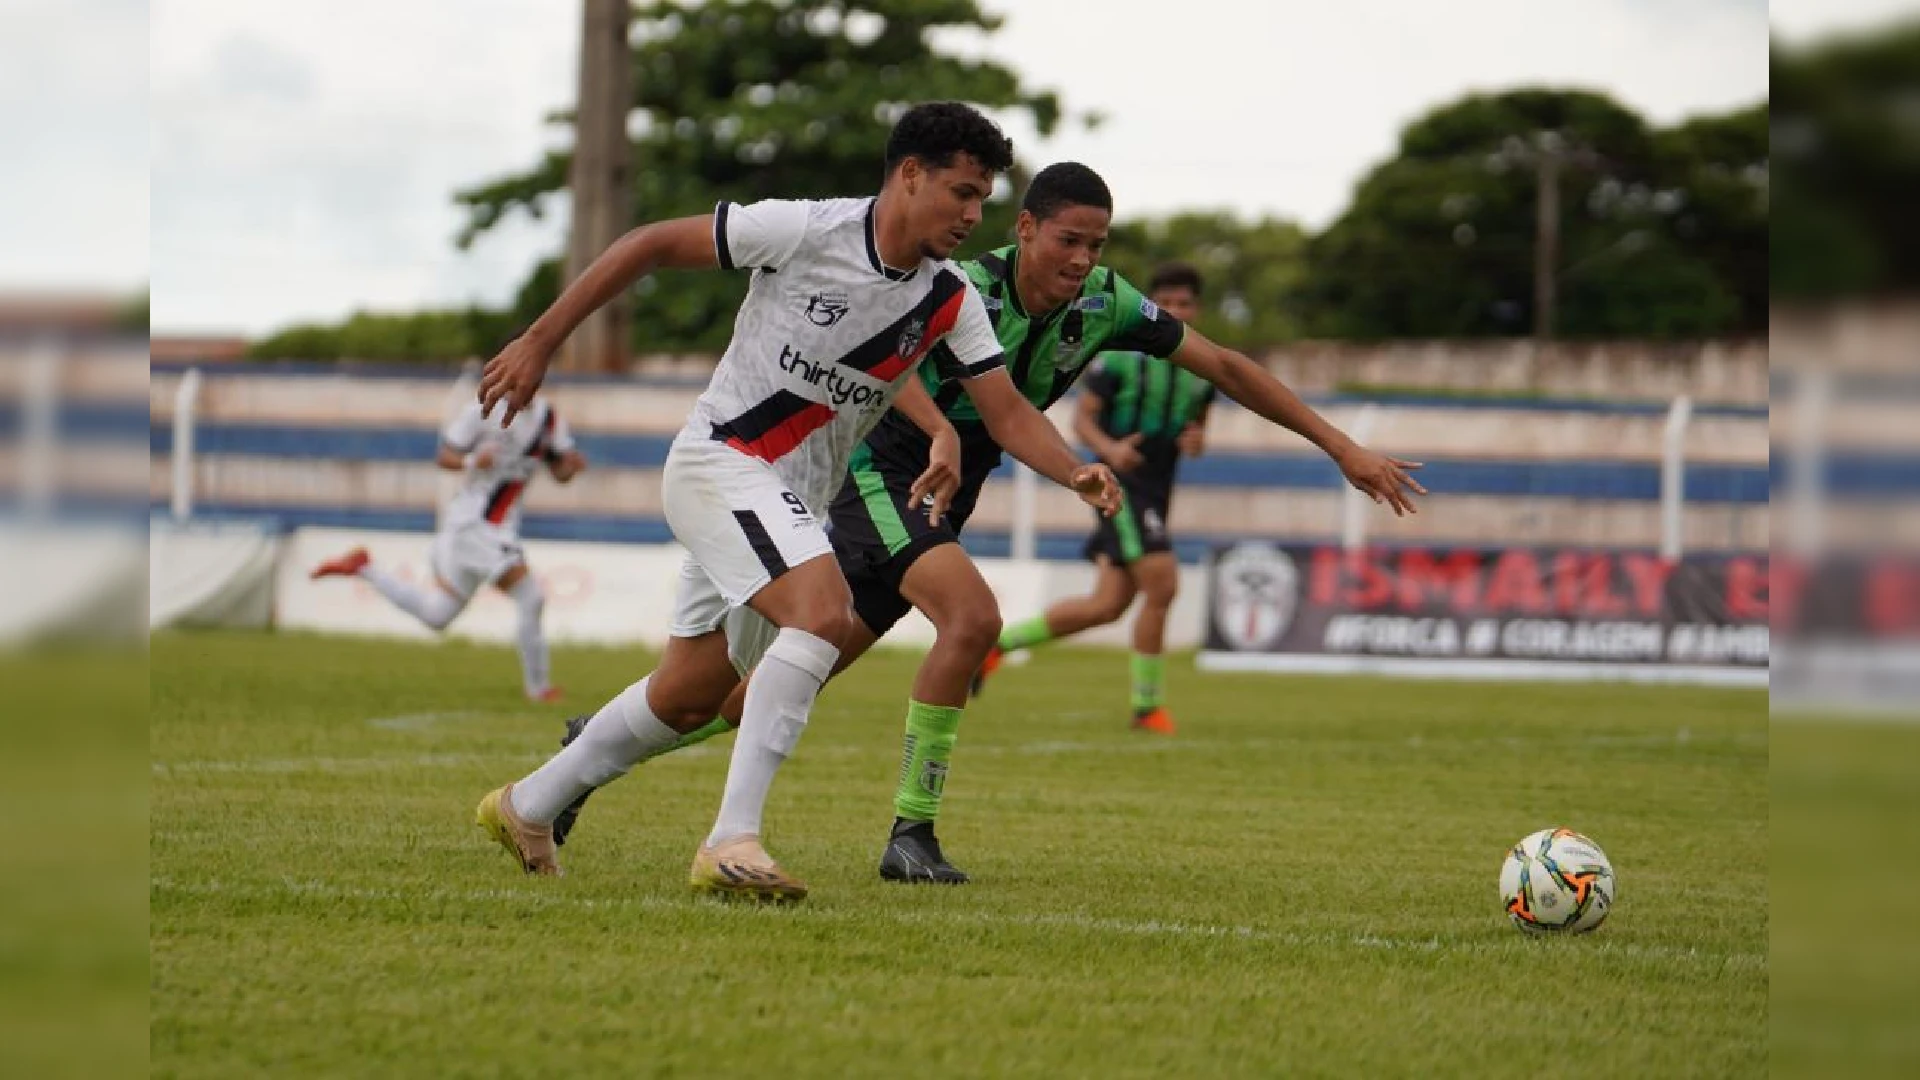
[{"xmin": 1499, "ymin": 827, "xmax": 1616, "ymax": 933}]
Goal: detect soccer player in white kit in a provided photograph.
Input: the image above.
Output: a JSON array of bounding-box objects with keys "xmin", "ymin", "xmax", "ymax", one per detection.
[
  {"xmin": 310, "ymin": 391, "xmax": 585, "ymax": 703},
  {"xmin": 471, "ymin": 102, "xmax": 1119, "ymax": 902}
]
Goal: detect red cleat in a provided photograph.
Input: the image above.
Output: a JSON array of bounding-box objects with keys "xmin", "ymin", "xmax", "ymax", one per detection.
[
  {"xmin": 528, "ymin": 687, "xmax": 565, "ymax": 704},
  {"xmin": 968, "ymin": 645, "xmax": 1004, "ymax": 698},
  {"xmin": 310, "ymin": 547, "xmax": 370, "ymax": 580},
  {"xmin": 1130, "ymin": 707, "xmax": 1177, "ymax": 736}
]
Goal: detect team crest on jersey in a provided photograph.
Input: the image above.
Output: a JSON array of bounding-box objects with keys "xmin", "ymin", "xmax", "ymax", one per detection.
[
  {"xmin": 897, "ymin": 316, "xmax": 926, "ymax": 360},
  {"xmin": 804, "ymin": 291, "xmax": 851, "ymax": 327},
  {"xmin": 1072, "ymin": 295, "xmax": 1108, "ymax": 311}
]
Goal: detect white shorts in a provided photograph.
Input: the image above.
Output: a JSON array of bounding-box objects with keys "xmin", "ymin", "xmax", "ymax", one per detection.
[
  {"xmin": 662, "ymin": 438, "xmax": 835, "ymax": 656},
  {"xmin": 430, "ymin": 519, "xmax": 524, "ymax": 598},
  {"xmin": 668, "ymin": 557, "xmax": 783, "ymax": 675}
]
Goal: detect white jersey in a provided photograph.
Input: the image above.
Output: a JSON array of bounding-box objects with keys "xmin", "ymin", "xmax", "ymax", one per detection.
[
  {"xmin": 680, "ymin": 196, "xmax": 1005, "ymax": 510},
  {"xmin": 441, "ymin": 396, "xmax": 575, "ymax": 534}
]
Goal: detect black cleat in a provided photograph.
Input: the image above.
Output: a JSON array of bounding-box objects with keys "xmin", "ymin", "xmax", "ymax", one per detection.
[
  {"xmin": 879, "ymin": 819, "xmax": 970, "ymax": 884},
  {"xmin": 550, "ymin": 714, "xmax": 599, "ymax": 848}
]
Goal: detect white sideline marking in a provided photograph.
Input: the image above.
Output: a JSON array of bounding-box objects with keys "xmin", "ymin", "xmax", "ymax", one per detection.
[
  {"xmin": 366, "ymin": 711, "xmax": 484, "ymax": 731},
  {"xmin": 150, "ymin": 875, "xmax": 1764, "ymax": 972}
]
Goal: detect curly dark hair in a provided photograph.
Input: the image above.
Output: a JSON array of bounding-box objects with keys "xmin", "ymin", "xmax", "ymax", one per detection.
[
  {"xmin": 884, "ymin": 102, "xmax": 1015, "ymax": 175},
  {"xmin": 1149, "ymin": 261, "xmax": 1204, "ymax": 297},
  {"xmin": 1021, "ymin": 162, "xmax": 1112, "ymax": 222}
]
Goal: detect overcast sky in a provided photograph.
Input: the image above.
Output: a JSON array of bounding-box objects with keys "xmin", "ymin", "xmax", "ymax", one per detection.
[{"xmin": 5, "ymin": 1, "xmax": 1906, "ymax": 334}]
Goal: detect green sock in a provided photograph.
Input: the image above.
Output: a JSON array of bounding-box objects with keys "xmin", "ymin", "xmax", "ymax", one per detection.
[
  {"xmin": 1129, "ymin": 653, "xmax": 1166, "ymax": 712},
  {"xmin": 671, "ymin": 716, "xmax": 732, "ymax": 753},
  {"xmin": 999, "ymin": 613, "xmax": 1053, "ymax": 652},
  {"xmin": 893, "ymin": 700, "xmax": 963, "ymax": 822}
]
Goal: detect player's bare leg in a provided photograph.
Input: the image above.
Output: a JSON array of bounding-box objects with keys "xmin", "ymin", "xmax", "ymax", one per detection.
[
  {"xmin": 872, "ymin": 543, "xmax": 1002, "ymax": 884},
  {"xmin": 1124, "ymin": 552, "xmax": 1180, "ymax": 734},
  {"xmin": 976, "ymin": 560, "xmax": 1135, "ymax": 697}
]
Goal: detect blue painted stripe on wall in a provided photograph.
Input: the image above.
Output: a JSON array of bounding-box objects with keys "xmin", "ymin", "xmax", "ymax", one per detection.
[
  {"xmin": 149, "ymin": 359, "xmax": 1768, "ymax": 417},
  {"xmin": 151, "ymin": 422, "xmax": 1778, "ymax": 502}
]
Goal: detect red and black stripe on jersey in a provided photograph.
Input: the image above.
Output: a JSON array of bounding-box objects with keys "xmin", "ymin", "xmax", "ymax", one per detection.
[
  {"xmin": 483, "ymin": 479, "xmax": 526, "ymax": 524},
  {"xmin": 480, "ymin": 403, "xmax": 556, "ymax": 523},
  {"xmin": 711, "ymin": 267, "xmax": 971, "ymax": 463}
]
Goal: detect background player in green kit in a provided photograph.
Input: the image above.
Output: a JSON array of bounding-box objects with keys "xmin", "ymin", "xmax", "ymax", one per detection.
[
  {"xmin": 551, "ymin": 163, "xmax": 1424, "ymax": 884},
  {"xmin": 973, "ymin": 263, "xmax": 1213, "ymax": 734}
]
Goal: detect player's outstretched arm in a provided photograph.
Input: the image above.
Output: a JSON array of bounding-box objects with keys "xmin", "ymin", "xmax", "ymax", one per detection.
[
  {"xmin": 1170, "ymin": 329, "xmax": 1426, "ymax": 516},
  {"xmin": 962, "ymin": 369, "xmax": 1119, "ymax": 516},
  {"xmin": 889, "ymin": 379, "xmax": 963, "ymax": 525},
  {"xmin": 479, "ymin": 215, "xmax": 720, "ymax": 423}
]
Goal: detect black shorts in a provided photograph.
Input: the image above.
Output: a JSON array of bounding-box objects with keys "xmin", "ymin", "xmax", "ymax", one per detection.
[
  {"xmin": 1083, "ymin": 486, "xmax": 1173, "ymax": 566},
  {"xmin": 827, "ymin": 447, "xmax": 983, "ymax": 637}
]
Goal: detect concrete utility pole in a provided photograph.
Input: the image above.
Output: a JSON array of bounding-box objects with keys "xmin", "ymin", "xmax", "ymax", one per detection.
[{"xmin": 559, "ymin": 0, "xmax": 633, "ymax": 372}]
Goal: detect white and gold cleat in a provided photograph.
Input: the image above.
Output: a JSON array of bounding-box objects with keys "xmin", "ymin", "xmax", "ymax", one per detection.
[
  {"xmin": 475, "ymin": 784, "xmax": 562, "ymax": 877},
  {"xmin": 689, "ymin": 834, "xmax": 807, "ymax": 904}
]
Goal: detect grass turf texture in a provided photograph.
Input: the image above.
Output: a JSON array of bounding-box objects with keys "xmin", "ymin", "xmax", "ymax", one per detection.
[{"xmin": 153, "ymin": 630, "xmax": 1766, "ymax": 1077}]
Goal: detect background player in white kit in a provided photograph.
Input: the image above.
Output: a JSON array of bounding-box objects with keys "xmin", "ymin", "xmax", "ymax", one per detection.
[
  {"xmin": 470, "ymin": 102, "xmax": 1117, "ymax": 903},
  {"xmin": 310, "ymin": 392, "xmax": 586, "ymax": 703}
]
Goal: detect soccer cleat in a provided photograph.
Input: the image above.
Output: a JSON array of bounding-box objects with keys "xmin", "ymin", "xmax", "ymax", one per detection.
[
  {"xmin": 309, "ymin": 547, "xmax": 370, "ymax": 580},
  {"xmin": 474, "ymin": 783, "xmax": 562, "ymax": 876},
  {"xmin": 1131, "ymin": 707, "xmax": 1177, "ymax": 735},
  {"xmin": 689, "ymin": 835, "xmax": 808, "ymax": 904},
  {"xmin": 968, "ymin": 645, "xmax": 1005, "ymax": 698},
  {"xmin": 550, "ymin": 714, "xmax": 597, "ymax": 848},
  {"xmin": 527, "ymin": 686, "xmax": 566, "ymax": 704},
  {"xmin": 879, "ymin": 819, "xmax": 970, "ymax": 884}
]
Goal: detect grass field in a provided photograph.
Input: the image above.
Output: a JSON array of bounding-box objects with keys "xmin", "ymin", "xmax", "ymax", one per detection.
[{"xmin": 151, "ymin": 630, "xmax": 1768, "ymax": 1077}]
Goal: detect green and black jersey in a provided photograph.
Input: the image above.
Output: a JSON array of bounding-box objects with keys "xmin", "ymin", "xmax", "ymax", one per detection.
[
  {"xmin": 1082, "ymin": 351, "xmax": 1217, "ymax": 507},
  {"xmin": 828, "ymin": 245, "xmax": 1187, "ymax": 633},
  {"xmin": 855, "ymin": 244, "xmax": 1187, "ymax": 496}
]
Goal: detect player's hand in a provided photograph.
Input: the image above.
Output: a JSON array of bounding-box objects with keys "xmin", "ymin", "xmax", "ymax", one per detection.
[
  {"xmin": 1176, "ymin": 423, "xmax": 1206, "ymax": 458},
  {"xmin": 1070, "ymin": 462, "xmax": 1121, "ymax": 517},
  {"xmin": 1103, "ymin": 433, "xmax": 1145, "ymax": 474},
  {"xmin": 1334, "ymin": 443, "xmax": 1426, "ymax": 517},
  {"xmin": 471, "ymin": 447, "xmax": 497, "ymax": 470},
  {"xmin": 909, "ymin": 428, "xmax": 962, "ymax": 526},
  {"xmin": 478, "ymin": 335, "xmax": 553, "ymax": 425}
]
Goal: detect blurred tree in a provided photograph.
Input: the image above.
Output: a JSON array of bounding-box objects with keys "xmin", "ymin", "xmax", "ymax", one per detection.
[
  {"xmin": 1298, "ymin": 89, "xmax": 1764, "ymax": 340},
  {"xmin": 249, "ymin": 307, "xmax": 516, "ymax": 364},
  {"xmin": 250, "ymin": 0, "xmax": 1078, "ymax": 362},
  {"xmin": 1771, "ymin": 22, "xmax": 1920, "ymax": 299},
  {"xmin": 1105, "ymin": 212, "xmax": 1309, "ymax": 349},
  {"xmin": 456, "ymin": 0, "xmax": 1077, "ymax": 353}
]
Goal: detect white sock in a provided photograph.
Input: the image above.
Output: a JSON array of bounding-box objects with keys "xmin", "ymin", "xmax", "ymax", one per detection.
[
  {"xmin": 360, "ymin": 565, "xmax": 462, "ymax": 630},
  {"xmin": 507, "ymin": 575, "xmax": 550, "ymax": 695},
  {"xmin": 707, "ymin": 628, "xmax": 838, "ymax": 847},
  {"xmin": 510, "ymin": 676, "xmax": 679, "ymax": 825}
]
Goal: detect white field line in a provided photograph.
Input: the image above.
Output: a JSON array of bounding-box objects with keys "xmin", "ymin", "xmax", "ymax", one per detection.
[{"xmin": 149, "ymin": 874, "xmax": 1764, "ymax": 972}]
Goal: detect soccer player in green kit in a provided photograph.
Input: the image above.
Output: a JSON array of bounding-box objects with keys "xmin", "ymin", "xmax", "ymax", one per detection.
[
  {"xmin": 552, "ymin": 163, "xmax": 1424, "ymax": 884},
  {"xmin": 972, "ymin": 262, "xmax": 1214, "ymax": 735}
]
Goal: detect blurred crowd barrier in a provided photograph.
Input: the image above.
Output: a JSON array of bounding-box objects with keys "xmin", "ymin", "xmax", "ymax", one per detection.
[{"xmin": 146, "ymin": 353, "xmax": 1772, "ymax": 563}]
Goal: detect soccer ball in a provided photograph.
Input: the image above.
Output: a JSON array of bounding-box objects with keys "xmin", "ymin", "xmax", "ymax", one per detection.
[{"xmin": 1499, "ymin": 827, "xmax": 1615, "ymax": 933}]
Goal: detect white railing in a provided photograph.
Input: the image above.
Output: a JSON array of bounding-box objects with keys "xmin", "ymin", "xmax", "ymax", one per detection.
[
  {"xmin": 1341, "ymin": 404, "xmax": 1382, "ymax": 551},
  {"xmin": 1660, "ymin": 395, "xmax": 1693, "ymax": 559},
  {"xmin": 21, "ymin": 340, "xmax": 59, "ymax": 517},
  {"xmin": 171, "ymin": 368, "xmax": 204, "ymax": 521}
]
